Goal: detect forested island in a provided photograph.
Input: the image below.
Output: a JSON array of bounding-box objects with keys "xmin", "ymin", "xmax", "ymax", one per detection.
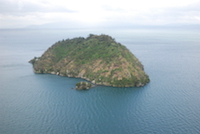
[{"xmin": 30, "ymin": 34, "xmax": 150, "ymax": 88}]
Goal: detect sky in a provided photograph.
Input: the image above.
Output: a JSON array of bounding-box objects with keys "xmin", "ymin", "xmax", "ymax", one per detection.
[{"xmin": 0, "ymin": 0, "xmax": 200, "ymax": 28}]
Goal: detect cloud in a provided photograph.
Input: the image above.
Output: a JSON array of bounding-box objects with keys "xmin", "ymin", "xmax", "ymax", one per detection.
[
  {"xmin": 101, "ymin": 5, "xmax": 125, "ymax": 12},
  {"xmin": 0, "ymin": 0, "xmax": 200, "ymax": 28},
  {"xmin": 0, "ymin": 0, "xmax": 75, "ymax": 15},
  {"xmin": 0, "ymin": 0, "xmax": 77, "ymax": 28},
  {"xmin": 152, "ymin": 2, "xmax": 200, "ymax": 24},
  {"xmin": 99, "ymin": 2, "xmax": 200, "ymax": 25}
]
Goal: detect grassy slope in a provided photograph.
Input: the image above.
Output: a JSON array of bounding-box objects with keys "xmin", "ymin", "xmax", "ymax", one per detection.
[{"xmin": 31, "ymin": 34, "xmax": 150, "ymax": 87}]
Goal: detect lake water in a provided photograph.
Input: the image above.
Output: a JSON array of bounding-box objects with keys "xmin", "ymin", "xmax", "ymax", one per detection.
[{"xmin": 0, "ymin": 28, "xmax": 200, "ymax": 134}]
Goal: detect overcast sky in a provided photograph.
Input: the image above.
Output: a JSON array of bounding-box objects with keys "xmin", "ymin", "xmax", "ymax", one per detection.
[{"xmin": 0, "ymin": 0, "xmax": 200, "ymax": 28}]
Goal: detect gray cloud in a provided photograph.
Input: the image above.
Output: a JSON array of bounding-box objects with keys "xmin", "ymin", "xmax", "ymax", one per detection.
[
  {"xmin": 0, "ymin": 1, "xmax": 75, "ymax": 16},
  {"xmin": 104, "ymin": 2, "xmax": 200, "ymax": 25},
  {"xmin": 155, "ymin": 2, "xmax": 200, "ymax": 24},
  {"xmin": 0, "ymin": 0, "xmax": 200, "ymax": 28}
]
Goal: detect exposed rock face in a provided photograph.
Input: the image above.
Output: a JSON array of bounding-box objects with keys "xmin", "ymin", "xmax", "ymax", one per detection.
[
  {"xmin": 76, "ymin": 81, "xmax": 93, "ymax": 90},
  {"xmin": 29, "ymin": 34, "xmax": 150, "ymax": 87}
]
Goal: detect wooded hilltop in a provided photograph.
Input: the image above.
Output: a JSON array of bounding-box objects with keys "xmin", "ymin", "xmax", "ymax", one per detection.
[{"xmin": 30, "ymin": 34, "xmax": 150, "ymax": 87}]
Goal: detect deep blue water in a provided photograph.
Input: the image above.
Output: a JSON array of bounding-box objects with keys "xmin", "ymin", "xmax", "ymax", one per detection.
[{"xmin": 0, "ymin": 28, "xmax": 200, "ymax": 134}]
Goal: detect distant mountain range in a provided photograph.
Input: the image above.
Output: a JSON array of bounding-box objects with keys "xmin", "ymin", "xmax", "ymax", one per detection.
[{"xmin": 25, "ymin": 21, "xmax": 200, "ymax": 30}]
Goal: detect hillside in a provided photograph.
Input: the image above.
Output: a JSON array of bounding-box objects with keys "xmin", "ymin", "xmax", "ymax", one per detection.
[{"xmin": 30, "ymin": 34, "xmax": 150, "ymax": 87}]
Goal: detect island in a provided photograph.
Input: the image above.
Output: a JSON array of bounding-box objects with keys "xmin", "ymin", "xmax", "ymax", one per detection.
[
  {"xmin": 76, "ymin": 81, "xmax": 93, "ymax": 90},
  {"xmin": 29, "ymin": 34, "xmax": 150, "ymax": 87}
]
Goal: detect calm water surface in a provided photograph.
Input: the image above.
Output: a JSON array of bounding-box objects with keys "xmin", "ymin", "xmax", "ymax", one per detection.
[{"xmin": 0, "ymin": 28, "xmax": 200, "ymax": 134}]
